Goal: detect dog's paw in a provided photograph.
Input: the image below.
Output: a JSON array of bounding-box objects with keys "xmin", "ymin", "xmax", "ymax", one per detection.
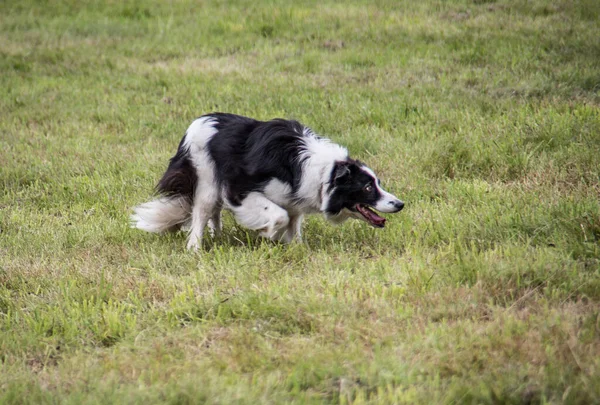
[
  {"xmin": 180, "ymin": 219, "xmax": 192, "ymax": 232},
  {"xmin": 186, "ymin": 238, "xmax": 201, "ymax": 251},
  {"xmin": 207, "ymin": 221, "xmax": 222, "ymax": 238},
  {"xmin": 258, "ymin": 214, "xmax": 290, "ymax": 240}
]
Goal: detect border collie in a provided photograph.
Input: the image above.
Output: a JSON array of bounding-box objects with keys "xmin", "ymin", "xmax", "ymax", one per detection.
[{"xmin": 131, "ymin": 113, "xmax": 404, "ymax": 250}]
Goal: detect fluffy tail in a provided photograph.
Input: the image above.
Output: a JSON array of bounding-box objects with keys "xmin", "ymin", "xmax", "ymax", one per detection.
[{"xmin": 130, "ymin": 196, "xmax": 191, "ymax": 233}]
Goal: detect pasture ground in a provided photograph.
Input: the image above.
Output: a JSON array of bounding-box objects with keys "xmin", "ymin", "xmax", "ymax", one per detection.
[{"xmin": 1, "ymin": 0, "xmax": 599, "ymax": 403}]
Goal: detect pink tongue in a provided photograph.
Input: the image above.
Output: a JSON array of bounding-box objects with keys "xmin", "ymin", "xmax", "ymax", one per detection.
[{"xmin": 357, "ymin": 205, "xmax": 386, "ymax": 226}]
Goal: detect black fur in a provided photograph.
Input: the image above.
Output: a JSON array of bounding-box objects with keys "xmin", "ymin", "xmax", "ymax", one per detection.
[
  {"xmin": 325, "ymin": 160, "xmax": 382, "ymax": 215},
  {"xmin": 158, "ymin": 113, "xmax": 312, "ymax": 206},
  {"xmin": 156, "ymin": 136, "xmax": 197, "ymax": 202},
  {"xmin": 206, "ymin": 114, "xmax": 308, "ymax": 205},
  {"xmin": 133, "ymin": 112, "xmax": 404, "ymax": 245}
]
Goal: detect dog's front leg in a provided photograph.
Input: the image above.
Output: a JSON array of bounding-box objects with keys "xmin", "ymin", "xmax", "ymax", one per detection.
[
  {"xmin": 292, "ymin": 214, "xmax": 304, "ymax": 242},
  {"xmin": 276, "ymin": 214, "xmax": 303, "ymax": 243}
]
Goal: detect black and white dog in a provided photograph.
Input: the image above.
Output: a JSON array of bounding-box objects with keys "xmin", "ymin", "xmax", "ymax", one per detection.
[{"xmin": 132, "ymin": 113, "xmax": 404, "ymax": 250}]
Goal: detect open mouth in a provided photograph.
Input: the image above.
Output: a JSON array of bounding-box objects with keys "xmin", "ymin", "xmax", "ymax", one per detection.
[{"xmin": 355, "ymin": 204, "xmax": 386, "ymax": 228}]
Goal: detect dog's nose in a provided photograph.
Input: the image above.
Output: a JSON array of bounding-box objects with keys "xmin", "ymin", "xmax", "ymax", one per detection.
[{"xmin": 391, "ymin": 200, "xmax": 404, "ymax": 211}]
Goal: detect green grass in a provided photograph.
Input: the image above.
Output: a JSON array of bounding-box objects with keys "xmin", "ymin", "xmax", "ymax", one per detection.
[{"xmin": 1, "ymin": 0, "xmax": 599, "ymax": 403}]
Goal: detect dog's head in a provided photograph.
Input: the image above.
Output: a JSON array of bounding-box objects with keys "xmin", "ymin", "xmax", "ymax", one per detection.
[{"xmin": 323, "ymin": 160, "xmax": 404, "ymax": 227}]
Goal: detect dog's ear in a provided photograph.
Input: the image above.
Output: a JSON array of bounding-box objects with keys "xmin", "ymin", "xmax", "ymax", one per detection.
[{"xmin": 333, "ymin": 161, "xmax": 352, "ymax": 185}]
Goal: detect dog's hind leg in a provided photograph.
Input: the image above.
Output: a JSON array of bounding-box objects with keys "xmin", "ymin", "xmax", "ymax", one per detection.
[
  {"xmin": 228, "ymin": 193, "xmax": 289, "ymax": 240},
  {"xmin": 187, "ymin": 208, "xmax": 208, "ymax": 251},
  {"xmin": 186, "ymin": 170, "xmax": 220, "ymax": 251},
  {"xmin": 187, "ymin": 194, "xmax": 218, "ymax": 251},
  {"xmin": 182, "ymin": 118, "xmax": 222, "ymax": 250}
]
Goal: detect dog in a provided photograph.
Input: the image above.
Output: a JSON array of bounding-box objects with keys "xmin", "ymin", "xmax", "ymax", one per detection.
[{"xmin": 131, "ymin": 113, "xmax": 404, "ymax": 250}]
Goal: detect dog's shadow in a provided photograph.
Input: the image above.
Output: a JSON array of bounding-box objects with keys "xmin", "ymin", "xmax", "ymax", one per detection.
[{"xmin": 162, "ymin": 215, "xmax": 390, "ymax": 255}]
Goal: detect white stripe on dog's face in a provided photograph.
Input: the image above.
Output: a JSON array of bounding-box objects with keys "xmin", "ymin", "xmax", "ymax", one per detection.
[{"xmin": 360, "ymin": 166, "xmax": 404, "ymax": 213}]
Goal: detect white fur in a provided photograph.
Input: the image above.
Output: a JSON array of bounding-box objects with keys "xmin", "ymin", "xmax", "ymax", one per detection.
[
  {"xmin": 278, "ymin": 214, "xmax": 304, "ymax": 243},
  {"xmin": 182, "ymin": 117, "xmax": 221, "ymax": 250},
  {"xmin": 263, "ymin": 132, "xmax": 349, "ymax": 241},
  {"xmin": 263, "ymin": 179, "xmax": 293, "ymax": 208},
  {"xmin": 227, "ymin": 192, "xmax": 289, "ymax": 239},
  {"xmin": 373, "ymin": 189, "xmax": 402, "ymax": 213},
  {"xmin": 296, "ymin": 133, "xmax": 348, "ymax": 213},
  {"xmin": 131, "ymin": 197, "xmax": 191, "ymax": 233},
  {"xmin": 360, "ymin": 166, "xmax": 403, "ymax": 213},
  {"xmin": 182, "ymin": 116, "xmax": 219, "ymax": 150},
  {"xmin": 132, "ymin": 118, "xmax": 401, "ymax": 251}
]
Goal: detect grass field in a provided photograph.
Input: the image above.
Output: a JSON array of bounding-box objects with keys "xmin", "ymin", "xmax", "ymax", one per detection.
[{"xmin": 1, "ymin": 0, "xmax": 600, "ymax": 403}]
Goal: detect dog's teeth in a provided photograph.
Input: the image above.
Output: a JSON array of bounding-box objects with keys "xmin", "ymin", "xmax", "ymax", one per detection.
[{"xmin": 132, "ymin": 113, "xmax": 400, "ymax": 249}]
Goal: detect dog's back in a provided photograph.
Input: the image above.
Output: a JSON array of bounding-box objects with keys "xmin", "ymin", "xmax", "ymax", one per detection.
[
  {"xmin": 131, "ymin": 113, "xmax": 403, "ymax": 250},
  {"xmin": 131, "ymin": 113, "xmax": 310, "ymax": 240}
]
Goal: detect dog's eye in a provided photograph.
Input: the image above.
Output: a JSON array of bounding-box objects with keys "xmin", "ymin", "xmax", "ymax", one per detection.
[{"xmin": 364, "ymin": 184, "xmax": 373, "ymax": 192}]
